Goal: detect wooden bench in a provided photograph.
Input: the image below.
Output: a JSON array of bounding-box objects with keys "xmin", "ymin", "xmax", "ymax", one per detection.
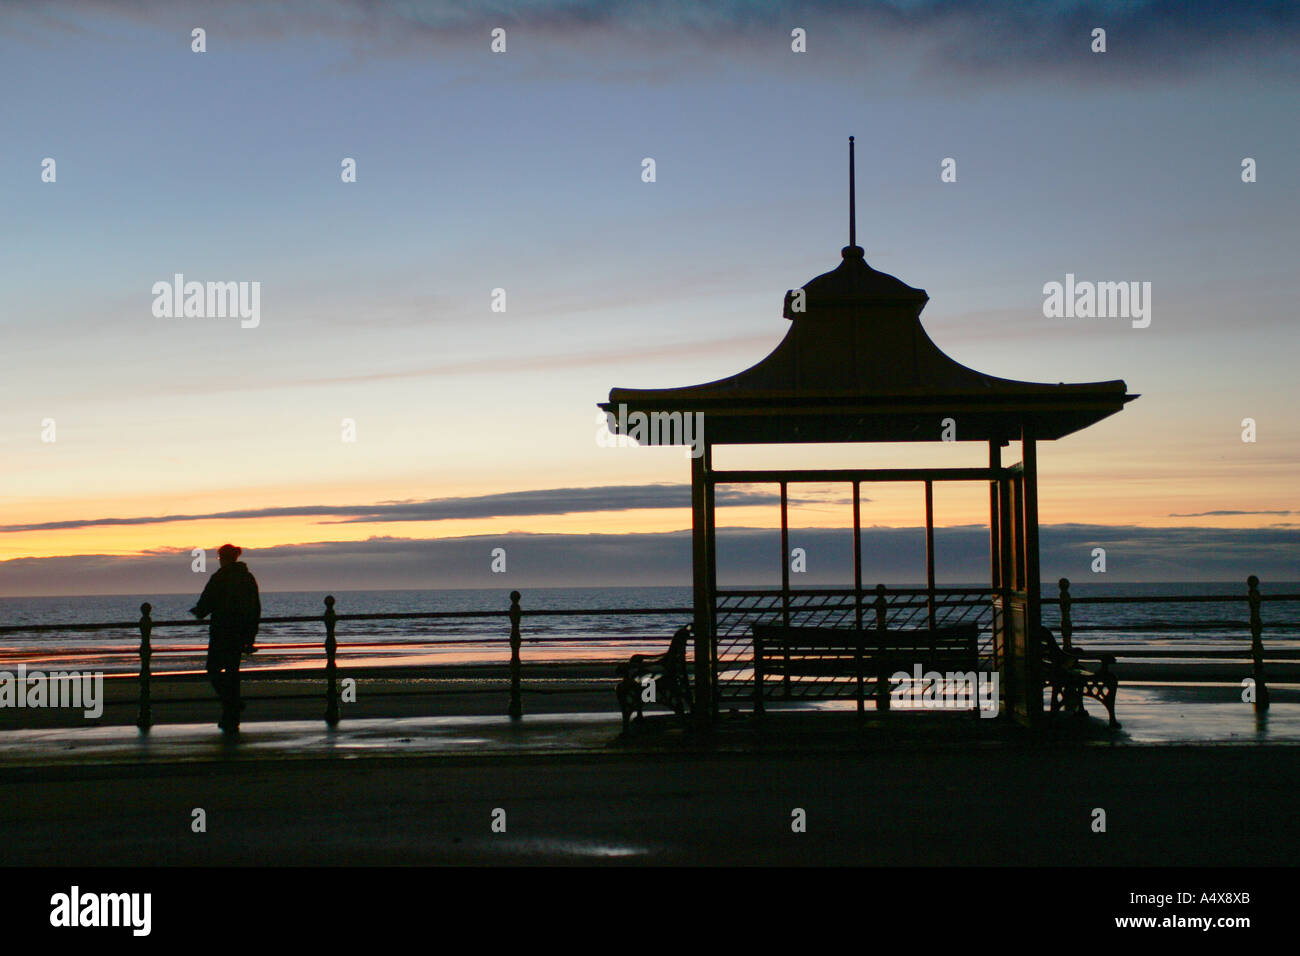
[
  {"xmin": 1040, "ymin": 627, "xmax": 1119, "ymax": 727},
  {"xmin": 750, "ymin": 622, "xmax": 981, "ymax": 713},
  {"xmin": 616, "ymin": 625, "xmax": 692, "ymax": 732}
]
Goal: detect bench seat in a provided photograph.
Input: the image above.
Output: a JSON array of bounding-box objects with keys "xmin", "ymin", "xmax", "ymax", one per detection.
[{"xmin": 750, "ymin": 622, "xmax": 982, "ymax": 713}]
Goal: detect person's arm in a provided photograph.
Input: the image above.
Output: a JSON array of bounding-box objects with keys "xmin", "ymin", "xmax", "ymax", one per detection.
[
  {"xmin": 191, "ymin": 575, "xmax": 217, "ymax": 619},
  {"xmin": 242, "ymin": 576, "xmax": 261, "ymax": 649}
]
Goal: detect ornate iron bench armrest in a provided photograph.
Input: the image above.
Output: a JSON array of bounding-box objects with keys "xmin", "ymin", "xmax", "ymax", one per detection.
[
  {"xmin": 616, "ymin": 626, "xmax": 692, "ymax": 732},
  {"xmin": 616, "ymin": 651, "xmax": 669, "ymax": 677},
  {"xmin": 1092, "ymin": 651, "xmax": 1116, "ymax": 675},
  {"xmin": 1069, "ymin": 651, "xmax": 1116, "ymax": 677},
  {"xmin": 1039, "ymin": 628, "xmax": 1120, "ymax": 728}
]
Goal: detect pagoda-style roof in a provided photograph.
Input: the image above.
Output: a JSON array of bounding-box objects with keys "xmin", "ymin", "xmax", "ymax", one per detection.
[{"xmin": 602, "ymin": 243, "xmax": 1136, "ymax": 445}]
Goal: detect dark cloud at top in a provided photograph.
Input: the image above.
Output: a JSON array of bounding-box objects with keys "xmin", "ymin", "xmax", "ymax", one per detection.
[{"xmin": 5, "ymin": 1, "xmax": 1296, "ymax": 83}]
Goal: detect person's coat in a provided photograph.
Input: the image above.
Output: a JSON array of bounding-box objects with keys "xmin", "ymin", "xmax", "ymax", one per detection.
[{"xmin": 194, "ymin": 562, "xmax": 261, "ymax": 649}]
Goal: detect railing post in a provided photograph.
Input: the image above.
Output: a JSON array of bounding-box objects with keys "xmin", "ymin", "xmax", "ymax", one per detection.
[
  {"xmin": 873, "ymin": 584, "xmax": 889, "ymax": 712},
  {"xmin": 1058, "ymin": 578, "xmax": 1072, "ymax": 652},
  {"xmin": 323, "ymin": 595, "xmax": 340, "ymax": 726},
  {"xmin": 1247, "ymin": 576, "xmax": 1269, "ymax": 713},
  {"xmin": 508, "ymin": 591, "xmax": 523, "ymax": 719},
  {"xmin": 135, "ymin": 602, "xmax": 152, "ymax": 729}
]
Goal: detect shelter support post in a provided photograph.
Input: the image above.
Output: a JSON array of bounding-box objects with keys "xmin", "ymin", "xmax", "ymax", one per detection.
[
  {"xmin": 988, "ymin": 443, "xmax": 1001, "ymax": 596},
  {"xmin": 780, "ymin": 481, "xmax": 791, "ymax": 698},
  {"xmin": 924, "ymin": 480, "xmax": 936, "ymax": 630},
  {"xmin": 988, "ymin": 442, "xmax": 1006, "ymax": 715},
  {"xmin": 704, "ymin": 444, "xmax": 719, "ymax": 717},
  {"xmin": 1023, "ymin": 431, "xmax": 1042, "ymax": 719},
  {"xmin": 853, "ymin": 481, "xmax": 864, "ymax": 712},
  {"xmin": 997, "ymin": 461, "xmax": 1017, "ymax": 712},
  {"xmin": 1004, "ymin": 429, "xmax": 1044, "ymax": 723},
  {"xmin": 691, "ymin": 446, "xmax": 714, "ymax": 727}
]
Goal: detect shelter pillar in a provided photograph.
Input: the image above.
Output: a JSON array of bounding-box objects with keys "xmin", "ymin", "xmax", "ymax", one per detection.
[
  {"xmin": 1004, "ymin": 428, "xmax": 1044, "ymax": 722},
  {"xmin": 691, "ymin": 444, "xmax": 715, "ymax": 726},
  {"xmin": 924, "ymin": 480, "xmax": 936, "ymax": 630},
  {"xmin": 704, "ymin": 442, "xmax": 719, "ymax": 716},
  {"xmin": 1022, "ymin": 430, "xmax": 1042, "ymax": 719},
  {"xmin": 988, "ymin": 442, "xmax": 1007, "ymax": 715},
  {"xmin": 988, "ymin": 443, "xmax": 1001, "ymax": 591},
  {"xmin": 998, "ymin": 462, "xmax": 1020, "ymax": 714}
]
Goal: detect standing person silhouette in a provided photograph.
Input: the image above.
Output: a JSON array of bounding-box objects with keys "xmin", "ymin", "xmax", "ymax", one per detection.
[{"xmin": 190, "ymin": 544, "xmax": 261, "ymax": 733}]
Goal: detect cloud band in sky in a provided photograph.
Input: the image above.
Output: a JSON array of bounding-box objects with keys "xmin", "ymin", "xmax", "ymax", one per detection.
[
  {"xmin": 0, "ymin": 484, "xmax": 821, "ymax": 534},
  {"xmin": 2, "ymin": 523, "xmax": 1296, "ymax": 597}
]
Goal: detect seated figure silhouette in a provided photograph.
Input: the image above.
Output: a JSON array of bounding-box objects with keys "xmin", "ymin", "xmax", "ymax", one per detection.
[{"xmin": 190, "ymin": 544, "xmax": 261, "ymax": 733}]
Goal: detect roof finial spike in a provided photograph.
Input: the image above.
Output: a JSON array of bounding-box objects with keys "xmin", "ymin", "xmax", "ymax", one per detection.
[{"xmin": 848, "ymin": 135, "xmax": 856, "ymax": 249}]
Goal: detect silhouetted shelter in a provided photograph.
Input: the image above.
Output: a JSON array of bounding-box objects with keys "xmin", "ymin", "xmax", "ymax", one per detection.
[{"xmin": 600, "ymin": 139, "xmax": 1136, "ymax": 724}]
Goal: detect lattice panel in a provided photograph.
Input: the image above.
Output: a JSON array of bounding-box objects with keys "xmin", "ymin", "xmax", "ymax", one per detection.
[{"xmin": 713, "ymin": 589, "xmax": 996, "ymax": 702}]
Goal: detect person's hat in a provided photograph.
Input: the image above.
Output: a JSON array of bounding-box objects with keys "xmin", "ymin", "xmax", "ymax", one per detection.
[{"xmin": 217, "ymin": 544, "xmax": 242, "ymax": 560}]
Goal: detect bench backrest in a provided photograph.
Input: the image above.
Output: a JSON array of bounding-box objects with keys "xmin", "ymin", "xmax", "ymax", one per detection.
[
  {"xmin": 1039, "ymin": 627, "xmax": 1071, "ymax": 667},
  {"xmin": 751, "ymin": 623, "xmax": 979, "ymax": 670},
  {"xmin": 667, "ymin": 625, "xmax": 691, "ymax": 659}
]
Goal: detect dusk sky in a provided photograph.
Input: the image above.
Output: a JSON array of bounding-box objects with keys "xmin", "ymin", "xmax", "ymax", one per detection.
[{"xmin": 2, "ymin": 1, "xmax": 1297, "ymax": 595}]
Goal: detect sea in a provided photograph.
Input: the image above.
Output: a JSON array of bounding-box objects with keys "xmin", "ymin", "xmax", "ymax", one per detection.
[{"xmin": 1, "ymin": 582, "xmax": 1297, "ymax": 676}]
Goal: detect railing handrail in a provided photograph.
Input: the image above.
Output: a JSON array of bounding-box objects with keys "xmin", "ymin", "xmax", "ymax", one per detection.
[
  {"xmin": 0, "ymin": 605, "xmax": 701, "ymax": 635},
  {"xmin": 1047, "ymin": 593, "xmax": 1300, "ymax": 605},
  {"xmin": 0, "ymin": 576, "xmax": 1290, "ymax": 728}
]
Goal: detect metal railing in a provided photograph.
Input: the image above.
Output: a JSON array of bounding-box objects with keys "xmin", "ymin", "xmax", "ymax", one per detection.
[
  {"xmin": 0, "ymin": 592, "xmax": 694, "ymax": 729},
  {"xmin": 0, "ymin": 577, "xmax": 1295, "ymax": 727}
]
